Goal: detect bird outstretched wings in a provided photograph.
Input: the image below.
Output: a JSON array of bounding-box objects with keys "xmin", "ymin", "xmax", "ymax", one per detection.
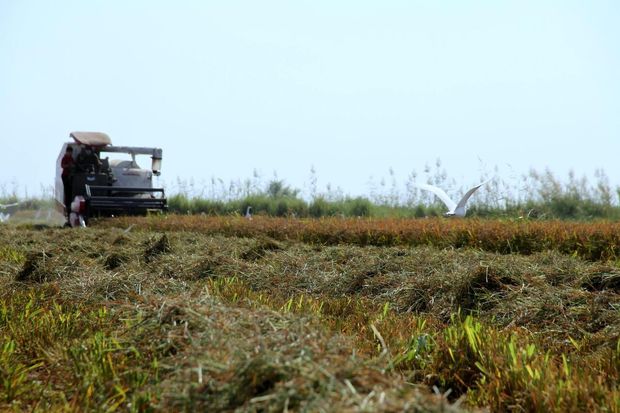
[
  {"xmin": 0, "ymin": 202, "xmax": 19, "ymax": 210},
  {"xmin": 417, "ymin": 184, "xmax": 457, "ymax": 211},
  {"xmin": 417, "ymin": 180, "xmax": 489, "ymax": 217}
]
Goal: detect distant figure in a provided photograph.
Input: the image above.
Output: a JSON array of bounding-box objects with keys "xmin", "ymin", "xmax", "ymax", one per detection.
[
  {"xmin": 61, "ymin": 146, "xmax": 75, "ymax": 218},
  {"xmin": 245, "ymin": 206, "xmax": 252, "ymax": 220},
  {"xmin": 76, "ymin": 146, "xmax": 101, "ymax": 173}
]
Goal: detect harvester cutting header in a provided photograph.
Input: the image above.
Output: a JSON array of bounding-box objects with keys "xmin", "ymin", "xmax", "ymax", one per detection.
[{"xmin": 55, "ymin": 132, "xmax": 167, "ymax": 227}]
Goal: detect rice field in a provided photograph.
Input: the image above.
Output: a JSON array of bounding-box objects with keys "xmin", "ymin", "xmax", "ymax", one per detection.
[{"xmin": 0, "ymin": 215, "xmax": 619, "ymax": 412}]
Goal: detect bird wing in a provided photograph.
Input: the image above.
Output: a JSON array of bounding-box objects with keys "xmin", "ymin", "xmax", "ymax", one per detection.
[
  {"xmin": 417, "ymin": 184, "xmax": 457, "ymax": 211},
  {"xmin": 455, "ymin": 181, "xmax": 488, "ymax": 210},
  {"xmin": 0, "ymin": 202, "xmax": 19, "ymax": 209}
]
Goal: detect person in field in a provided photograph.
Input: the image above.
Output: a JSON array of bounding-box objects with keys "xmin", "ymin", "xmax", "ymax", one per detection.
[
  {"xmin": 76, "ymin": 145, "xmax": 102, "ymax": 173},
  {"xmin": 61, "ymin": 146, "xmax": 75, "ymax": 219}
]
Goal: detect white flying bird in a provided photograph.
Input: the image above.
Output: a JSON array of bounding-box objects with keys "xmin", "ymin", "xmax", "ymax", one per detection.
[
  {"xmin": 0, "ymin": 202, "xmax": 19, "ymax": 222},
  {"xmin": 0, "ymin": 202, "xmax": 19, "ymax": 210},
  {"xmin": 418, "ymin": 181, "xmax": 488, "ymax": 217}
]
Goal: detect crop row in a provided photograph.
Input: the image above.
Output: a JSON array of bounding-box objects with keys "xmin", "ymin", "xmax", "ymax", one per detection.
[{"xmin": 98, "ymin": 215, "xmax": 620, "ymax": 261}]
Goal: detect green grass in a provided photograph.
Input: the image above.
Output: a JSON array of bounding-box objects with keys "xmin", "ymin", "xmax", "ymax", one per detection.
[{"xmin": 165, "ymin": 192, "xmax": 620, "ymax": 220}]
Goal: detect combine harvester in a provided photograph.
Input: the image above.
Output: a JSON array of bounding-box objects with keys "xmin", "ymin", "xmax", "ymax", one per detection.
[{"xmin": 55, "ymin": 132, "xmax": 167, "ymax": 227}]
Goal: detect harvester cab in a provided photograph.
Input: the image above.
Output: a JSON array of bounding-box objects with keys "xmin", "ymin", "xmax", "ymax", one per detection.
[{"xmin": 55, "ymin": 131, "xmax": 167, "ymax": 227}]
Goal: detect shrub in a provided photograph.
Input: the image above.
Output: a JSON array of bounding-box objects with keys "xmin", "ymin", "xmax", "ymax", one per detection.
[{"xmin": 345, "ymin": 197, "xmax": 372, "ymax": 217}]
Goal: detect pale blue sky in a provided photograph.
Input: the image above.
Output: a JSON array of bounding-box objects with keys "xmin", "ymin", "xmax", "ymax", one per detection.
[{"xmin": 1, "ymin": 1, "xmax": 619, "ymax": 198}]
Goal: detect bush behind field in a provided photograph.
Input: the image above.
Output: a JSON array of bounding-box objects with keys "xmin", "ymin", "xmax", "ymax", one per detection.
[
  {"xmin": 167, "ymin": 192, "xmax": 620, "ymax": 220},
  {"xmin": 5, "ymin": 191, "xmax": 619, "ymax": 221},
  {"xmin": 165, "ymin": 171, "xmax": 620, "ymax": 220},
  {"xmin": 5, "ymin": 165, "xmax": 620, "ymax": 220},
  {"xmin": 160, "ymin": 164, "xmax": 620, "ymax": 220},
  {"xmin": 168, "ymin": 193, "xmax": 476, "ymax": 219}
]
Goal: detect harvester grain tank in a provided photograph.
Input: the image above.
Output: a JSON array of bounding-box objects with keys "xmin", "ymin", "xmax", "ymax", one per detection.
[{"xmin": 55, "ymin": 132, "xmax": 167, "ymax": 226}]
